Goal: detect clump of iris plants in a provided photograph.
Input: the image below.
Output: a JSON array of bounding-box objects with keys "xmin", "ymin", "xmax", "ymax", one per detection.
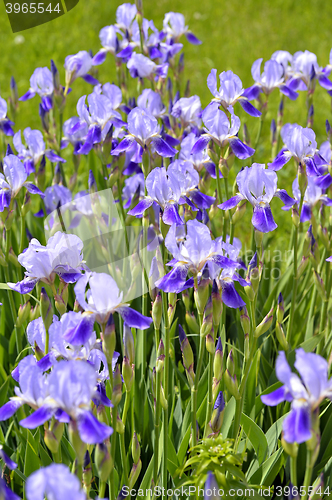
[{"xmin": 1, "ymin": 2, "xmax": 332, "ymax": 499}]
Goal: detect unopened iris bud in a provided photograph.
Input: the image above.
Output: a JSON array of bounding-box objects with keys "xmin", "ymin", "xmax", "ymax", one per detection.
[
  {"xmin": 243, "ymin": 123, "xmax": 250, "ymax": 146},
  {"xmin": 40, "ymin": 287, "xmax": 53, "ymax": 331},
  {"xmin": 83, "ymin": 451, "xmax": 93, "ymax": 492},
  {"xmin": 132, "ymin": 432, "xmax": 140, "ymax": 464},
  {"xmin": 276, "ymin": 322, "xmax": 288, "ymax": 351},
  {"xmin": 226, "ymin": 349, "xmax": 235, "ymax": 376},
  {"xmin": 194, "ymin": 279, "xmax": 210, "ymax": 314},
  {"xmin": 297, "ymin": 256, "xmax": 309, "ymax": 277},
  {"xmin": 30, "ymin": 303, "xmax": 40, "ymax": 321},
  {"xmin": 277, "ymin": 293, "xmax": 284, "ymax": 323},
  {"xmin": 168, "ymin": 303, "xmax": 176, "ymax": 324},
  {"xmin": 88, "ymin": 170, "xmax": 97, "ymax": 194},
  {"xmin": 0, "ymin": 248, "xmax": 7, "ymax": 267},
  {"xmin": 232, "ymin": 200, "xmax": 247, "ymax": 225},
  {"xmin": 239, "ymin": 306, "xmax": 250, "ymax": 335},
  {"xmin": 116, "ymin": 414, "xmax": 125, "ymax": 434},
  {"xmin": 254, "ymin": 307, "xmax": 273, "ymax": 338},
  {"xmin": 152, "ymin": 292, "xmax": 162, "ymax": 330},
  {"xmin": 303, "ymin": 225, "xmax": 312, "ymax": 257},
  {"xmin": 224, "ymin": 370, "xmax": 240, "ymax": 399},
  {"xmin": 318, "ymin": 225, "xmax": 330, "ymax": 250},
  {"xmin": 313, "ymin": 270, "xmax": 327, "ymax": 301},
  {"xmin": 156, "ymin": 339, "xmax": 165, "ymax": 373},
  {"xmin": 184, "ymin": 79, "xmax": 190, "ymax": 98},
  {"xmin": 206, "ymin": 333, "xmax": 215, "ymax": 354},
  {"xmin": 201, "ymin": 296, "xmax": 213, "ymax": 337},
  {"xmin": 44, "ymin": 422, "xmax": 63, "ymax": 454},
  {"xmin": 207, "ymin": 146, "xmax": 219, "ymax": 165},
  {"xmin": 179, "ymin": 325, "xmax": 194, "ymax": 370},
  {"xmin": 21, "ymin": 191, "xmax": 31, "ymax": 217},
  {"xmin": 244, "ymin": 334, "xmax": 250, "ymax": 360},
  {"xmin": 103, "ymin": 314, "xmax": 116, "ymax": 364},
  {"xmin": 182, "ymin": 289, "xmax": 190, "ymax": 311},
  {"xmin": 326, "ymin": 119, "xmax": 331, "ymax": 136},
  {"xmin": 16, "ymin": 302, "xmax": 30, "ymax": 328},
  {"xmin": 178, "ymin": 52, "xmax": 185, "ymax": 73},
  {"xmin": 185, "ymin": 311, "xmax": 200, "ymax": 334},
  {"xmin": 307, "ymin": 104, "xmax": 314, "ymax": 128},
  {"xmin": 112, "ymin": 365, "xmax": 123, "ymax": 406},
  {"xmin": 213, "ymin": 337, "xmax": 223, "ymax": 381},
  {"xmin": 123, "ymin": 322, "xmax": 135, "ymax": 365},
  {"xmin": 292, "ymin": 206, "xmax": 300, "ymax": 227},
  {"xmin": 10, "ymin": 76, "xmax": 18, "ymax": 106},
  {"xmin": 39, "ymin": 103, "xmax": 49, "ymax": 133},
  {"xmin": 277, "ymin": 98, "xmax": 284, "ymax": 127},
  {"xmin": 210, "ymin": 391, "xmax": 225, "ymax": 434},
  {"xmin": 51, "ymin": 59, "xmax": 60, "ymax": 91},
  {"xmin": 211, "ymin": 280, "xmax": 222, "ymax": 327},
  {"xmin": 298, "ymin": 163, "xmax": 308, "ymax": 196},
  {"xmin": 309, "ymin": 473, "xmax": 324, "ymax": 500},
  {"xmin": 68, "ymin": 423, "xmax": 86, "ymax": 464},
  {"xmin": 310, "ymin": 234, "xmax": 320, "ymax": 270},
  {"xmin": 270, "ymin": 119, "xmax": 277, "ymax": 146},
  {"xmin": 129, "ymin": 459, "xmax": 142, "ymax": 489},
  {"xmin": 122, "ymin": 357, "xmax": 134, "ymax": 392},
  {"xmin": 281, "ymin": 433, "xmax": 298, "ymax": 457},
  {"xmin": 95, "ymin": 443, "xmax": 113, "ymax": 482},
  {"xmin": 246, "ymin": 252, "xmax": 259, "ymax": 300}
]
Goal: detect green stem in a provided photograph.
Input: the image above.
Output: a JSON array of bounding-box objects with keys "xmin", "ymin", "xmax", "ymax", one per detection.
[
  {"xmin": 286, "ymin": 224, "xmax": 298, "ymax": 345},
  {"xmin": 204, "ymin": 351, "xmax": 214, "ymax": 436},
  {"xmin": 162, "ymin": 291, "xmax": 170, "ymax": 490},
  {"xmin": 99, "ymin": 480, "xmax": 106, "ymax": 498},
  {"xmin": 191, "ymin": 332, "xmax": 205, "ymax": 450},
  {"xmin": 120, "ymin": 432, "xmax": 128, "ymax": 486},
  {"xmin": 290, "ymin": 455, "xmax": 297, "ymax": 487},
  {"xmin": 303, "ymin": 449, "xmax": 313, "ymax": 500},
  {"xmin": 122, "ymin": 391, "xmax": 130, "ymax": 427},
  {"xmin": 110, "ymin": 406, "xmax": 118, "ymax": 500},
  {"xmin": 153, "ymin": 368, "xmax": 162, "ymax": 487}
]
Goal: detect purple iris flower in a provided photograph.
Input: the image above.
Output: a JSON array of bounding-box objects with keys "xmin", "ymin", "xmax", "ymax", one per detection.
[
  {"xmin": 26, "ymin": 464, "xmax": 86, "ymax": 500},
  {"xmin": 64, "ymin": 51, "xmax": 98, "ymax": 87},
  {"xmin": 92, "ymin": 25, "xmax": 124, "ymax": 65},
  {"xmin": 271, "ymin": 50, "xmax": 293, "ymax": 75},
  {"xmin": 128, "ymin": 161, "xmax": 214, "ymax": 224},
  {"xmin": 116, "ymin": 2, "xmax": 137, "ymax": 32},
  {"xmin": 268, "ymin": 123, "xmax": 317, "ymax": 173},
  {"xmin": 288, "ymin": 50, "xmax": 332, "ymax": 91},
  {"xmin": 112, "ymin": 107, "xmax": 176, "ymax": 157},
  {"xmin": 204, "ymin": 472, "xmax": 221, "ymax": 499},
  {"xmin": 127, "ymin": 53, "xmax": 168, "ymax": 80},
  {"xmin": 179, "ymin": 132, "xmax": 217, "ymax": 178},
  {"xmin": 261, "ymin": 349, "xmax": 332, "ymax": 443},
  {"xmin": 191, "ymin": 102, "xmax": 255, "ymax": 160},
  {"xmin": 93, "ymin": 83, "xmax": 122, "ymax": 111},
  {"xmin": 137, "ymin": 89, "xmax": 166, "ymax": 119},
  {"xmin": 311, "ymin": 140, "xmax": 332, "ymax": 189},
  {"xmin": 62, "ymin": 117, "xmax": 89, "ymax": 153},
  {"xmin": 131, "ymin": 18, "xmax": 161, "ymax": 54},
  {"xmin": 219, "ymin": 163, "xmax": 295, "ymax": 233},
  {"xmin": 171, "ymin": 95, "xmax": 202, "ymax": 129},
  {"xmin": 14, "ymin": 128, "xmax": 65, "ymax": 175},
  {"xmin": 207, "ymin": 69, "xmax": 261, "ymax": 117},
  {"xmin": 0, "ymin": 445, "xmax": 17, "ymax": 471},
  {"xmin": 207, "ymin": 244, "xmax": 249, "ymax": 309},
  {"xmin": 155, "ymin": 220, "xmax": 240, "ymax": 293},
  {"xmin": 122, "ymin": 172, "xmax": 145, "ymax": 208},
  {"xmin": 21, "ymin": 360, "xmax": 113, "ymax": 444},
  {"xmin": 74, "ymin": 93, "xmax": 125, "ymax": 154},
  {"xmin": 0, "ymin": 477, "xmax": 20, "ymax": 500},
  {"xmin": 286, "ymin": 176, "xmax": 332, "ymax": 222},
  {"xmin": 74, "ymin": 271, "xmax": 153, "ymax": 329},
  {"xmin": 245, "ymin": 58, "xmax": 298, "ymax": 100},
  {"xmin": 0, "ymin": 154, "xmax": 44, "ymax": 212},
  {"xmin": 163, "ymin": 12, "xmax": 201, "ymax": 45},
  {"xmin": 0, "ymin": 97, "xmax": 14, "ymax": 136},
  {"xmin": 8, "ymin": 231, "xmax": 85, "ymax": 294},
  {"xmin": 19, "ymin": 67, "xmax": 54, "ymax": 111}
]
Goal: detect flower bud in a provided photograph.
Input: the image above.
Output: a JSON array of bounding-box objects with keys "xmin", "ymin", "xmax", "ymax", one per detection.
[
  {"xmin": 277, "ymin": 293, "xmax": 284, "ymax": 323},
  {"xmin": 5, "ymin": 210, "xmax": 15, "ymax": 231},
  {"xmin": 30, "ymin": 303, "xmax": 40, "ymax": 321},
  {"xmin": 160, "ymin": 385, "xmax": 168, "ymax": 410},
  {"xmin": 281, "ymin": 433, "xmax": 298, "ymax": 457},
  {"xmin": 270, "ymin": 119, "xmax": 277, "ymax": 146},
  {"xmin": 10, "ymin": 76, "xmax": 18, "ymax": 106},
  {"xmin": 129, "ymin": 459, "xmax": 142, "ymax": 489},
  {"xmin": 68, "ymin": 423, "xmax": 86, "ymax": 464},
  {"xmin": 232, "ymin": 200, "xmax": 247, "ymax": 225},
  {"xmin": 112, "ymin": 365, "xmax": 123, "ymax": 406},
  {"xmin": 168, "ymin": 303, "xmax": 176, "ymax": 324},
  {"xmin": 182, "ymin": 288, "xmax": 190, "ymax": 311},
  {"xmin": 206, "ymin": 334, "xmax": 215, "ymax": 354},
  {"xmin": 185, "ymin": 311, "xmax": 200, "ymax": 334},
  {"xmin": 16, "ymin": 302, "xmax": 30, "ymax": 328},
  {"xmin": 210, "ymin": 391, "xmax": 225, "ymax": 434},
  {"xmin": 152, "ymin": 292, "xmax": 162, "ymax": 330},
  {"xmin": 123, "ymin": 322, "xmax": 135, "ymax": 365},
  {"xmin": 276, "ymin": 322, "xmax": 288, "ymax": 351},
  {"xmin": 309, "ymin": 473, "xmax": 324, "ymax": 500},
  {"xmin": 310, "ymin": 234, "xmax": 320, "ymax": 270},
  {"xmin": 297, "ymin": 256, "xmax": 309, "ymax": 277},
  {"xmin": 318, "ymin": 224, "xmax": 330, "ymax": 250},
  {"xmin": 194, "ymin": 279, "xmax": 210, "ymax": 314},
  {"xmin": 21, "ymin": 191, "xmax": 31, "ymax": 217},
  {"xmin": 122, "ymin": 357, "xmax": 134, "ymax": 392},
  {"xmin": 213, "ymin": 337, "xmax": 223, "ymax": 381},
  {"xmin": 226, "ymin": 349, "xmax": 235, "ymax": 377},
  {"xmin": 244, "ymin": 334, "xmax": 250, "ymax": 361},
  {"xmin": 201, "ymin": 296, "xmax": 213, "ymax": 337},
  {"xmin": 40, "ymin": 287, "xmax": 53, "ymax": 331},
  {"xmin": 44, "ymin": 421, "xmax": 64, "ymax": 454},
  {"xmin": 239, "ymin": 306, "xmax": 250, "ymax": 335},
  {"xmin": 179, "ymin": 325, "xmax": 194, "ymax": 370},
  {"xmin": 132, "ymin": 432, "xmax": 141, "ymax": 464},
  {"xmin": 116, "ymin": 414, "xmax": 125, "ymax": 434},
  {"xmin": 254, "ymin": 307, "xmax": 273, "ymax": 338},
  {"xmin": 298, "ymin": 163, "xmax": 308, "ymax": 196},
  {"xmin": 95, "ymin": 443, "xmax": 113, "ymax": 482},
  {"xmin": 103, "ymin": 314, "xmax": 116, "ymax": 364},
  {"xmin": 0, "ymin": 248, "xmax": 7, "ymax": 267},
  {"xmin": 313, "ymin": 270, "xmax": 327, "ymax": 301},
  {"xmin": 211, "ymin": 280, "xmax": 222, "ymax": 327},
  {"xmin": 224, "ymin": 370, "xmax": 240, "ymax": 399},
  {"xmin": 83, "ymin": 451, "xmax": 93, "ymax": 492}
]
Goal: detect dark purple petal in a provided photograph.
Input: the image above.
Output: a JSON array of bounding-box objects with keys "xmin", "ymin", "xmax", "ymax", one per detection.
[
  {"xmin": 0, "ymin": 449, "xmax": 17, "ymax": 470},
  {"xmin": 24, "ymin": 159, "xmax": 35, "ymax": 175},
  {"xmin": 117, "ymin": 306, "xmax": 152, "ymax": 330},
  {"xmin": 185, "ymin": 32, "xmax": 202, "ymax": 45},
  {"xmin": 205, "ymin": 162, "xmax": 218, "ymax": 179},
  {"xmin": 283, "ymin": 406, "xmax": 311, "ymax": 444},
  {"xmin": 117, "ymin": 46, "xmax": 133, "ymax": 59},
  {"xmin": 279, "ymin": 84, "xmax": 298, "ymax": 101},
  {"xmin": 220, "ymin": 280, "xmax": 246, "ymax": 308},
  {"xmin": 41, "ymin": 96, "xmax": 53, "ymax": 111},
  {"xmin": 45, "ymin": 150, "xmax": 66, "ymax": 163},
  {"xmin": 274, "ymin": 189, "xmax": 295, "ymax": 206},
  {"xmin": 210, "ymin": 255, "xmax": 240, "ymax": 270},
  {"xmin": 77, "ymin": 410, "xmax": 113, "ymax": 444},
  {"xmin": 2, "ymin": 122, "xmax": 14, "ymax": 136},
  {"xmin": 162, "ymin": 204, "xmax": 184, "ymax": 225},
  {"xmin": 92, "ymin": 50, "xmax": 107, "ymax": 66},
  {"xmin": 261, "ymin": 386, "xmax": 287, "ymax": 406},
  {"xmin": 152, "ymin": 137, "xmax": 177, "ymax": 157},
  {"xmin": 268, "ymin": 149, "xmax": 291, "ymax": 171},
  {"xmin": 0, "ymin": 191, "xmax": 11, "ymax": 212},
  {"xmin": 37, "ymin": 353, "xmax": 54, "ymax": 372},
  {"xmin": 218, "ymin": 194, "xmax": 243, "ymax": 210},
  {"xmin": 243, "ymin": 85, "xmax": 262, "ymax": 100},
  {"xmin": 63, "ymin": 316, "xmax": 94, "ymax": 346},
  {"xmin": 318, "ymin": 74, "xmax": 332, "ymax": 90},
  {"xmin": 300, "ymin": 203, "xmax": 312, "ymax": 223},
  {"xmin": 112, "ymin": 137, "xmax": 135, "ymax": 155},
  {"xmin": 24, "ymin": 183, "xmax": 45, "ymax": 198},
  {"xmin": 8, "ymin": 278, "xmax": 39, "ymax": 294},
  {"xmin": 128, "ymin": 198, "xmax": 154, "ymax": 217},
  {"xmin": 315, "ymin": 174, "xmax": 332, "ymax": 189},
  {"xmin": 82, "ymin": 74, "xmax": 99, "ymax": 85},
  {"xmin": 239, "ymin": 99, "xmax": 262, "ymax": 117},
  {"xmin": 191, "ymin": 135, "xmax": 210, "ymax": 155},
  {"xmin": 252, "ymin": 205, "xmax": 277, "ymax": 233},
  {"xmin": 229, "ymin": 138, "xmax": 255, "ymax": 159},
  {"xmin": 93, "ymin": 383, "xmax": 113, "ymax": 408},
  {"xmin": 19, "ymin": 90, "xmax": 35, "ymax": 101},
  {"xmin": 54, "ymin": 409, "xmax": 71, "ymax": 423},
  {"xmin": 304, "ymin": 157, "xmax": 320, "ymax": 176},
  {"xmin": 155, "ymin": 264, "xmax": 190, "ymax": 293},
  {"xmin": 0, "ymin": 400, "xmax": 23, "ymax": 421},
  {"xmin": 190, "ymin": 190, "xmax": 215, "ymax": 209},
  {"xmin": 20, "ymin": 406, "xmax": 54, "ymax": 428},
  {"xmin": 163, "ymin": 133, "xmax": 180, "ymax": 147}
]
